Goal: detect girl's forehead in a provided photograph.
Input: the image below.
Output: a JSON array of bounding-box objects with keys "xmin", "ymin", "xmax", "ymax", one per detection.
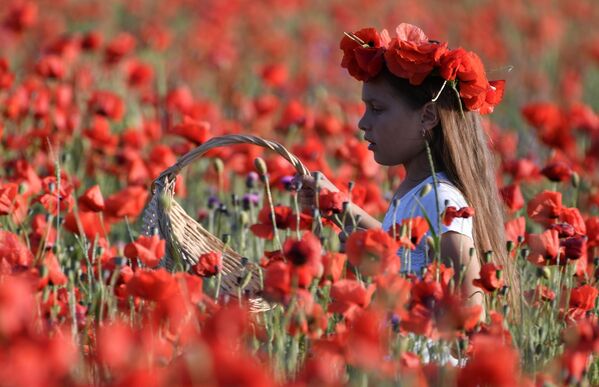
[{"xmin": 361, "ymin": 79, "xmax": 395, "ymax": 101}]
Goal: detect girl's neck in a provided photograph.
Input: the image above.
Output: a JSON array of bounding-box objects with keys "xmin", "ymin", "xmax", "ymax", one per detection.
[{"xmin": 395, "ymin": 150, "xmax": 444, "ymax": 199}]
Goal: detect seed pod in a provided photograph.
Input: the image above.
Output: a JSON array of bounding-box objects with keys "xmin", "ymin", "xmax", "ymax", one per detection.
[
  {"xmin": 254, "ymin": 157, "xmax": 268, "ymax": 176},
  {"xmin": 571, "ymin": 171, "xmax": 580, "ymax": 188},
  {"xmin": 419, "ymin": 184, "xmax": 432, "ymax": 198}
]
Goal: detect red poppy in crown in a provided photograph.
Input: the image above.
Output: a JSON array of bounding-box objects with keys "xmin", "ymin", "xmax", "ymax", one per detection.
[{"xmin": 340, "ymin": 23, "xmax": 506, "ymax": 114}]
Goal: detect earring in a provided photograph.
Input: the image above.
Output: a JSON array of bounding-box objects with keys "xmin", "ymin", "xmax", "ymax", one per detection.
[{"xmin": 421, "ymin": 128, "xmax": 428, "ymax": 138}]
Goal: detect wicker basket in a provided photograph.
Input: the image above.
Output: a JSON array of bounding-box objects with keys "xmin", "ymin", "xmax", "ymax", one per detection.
[{"xmin": 140, "ymin": 134, "xmax": 311, "ymax": 312}]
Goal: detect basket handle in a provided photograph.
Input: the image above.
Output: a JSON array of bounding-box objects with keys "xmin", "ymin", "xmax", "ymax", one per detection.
[{"xmin": 152, "ymin": 134, "xmax": 311, "ymax": 191}]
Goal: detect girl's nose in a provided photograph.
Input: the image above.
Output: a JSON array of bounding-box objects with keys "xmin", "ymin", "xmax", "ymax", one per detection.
[{"xmin": 358, "ymin": 113, "xmax": 369, "ymax": 132}]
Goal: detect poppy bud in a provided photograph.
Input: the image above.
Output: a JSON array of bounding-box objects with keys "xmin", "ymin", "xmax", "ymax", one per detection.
[
  {"xmin": 254, "ymin": 157, "xmax": 268, "ymax": 176},
  {"xmin": 40, "ymin": 264, "xmax": 49, "ymax": 278},
  {"xmin": 571, "ymin": 172, "xmax": 580, "ymax": 188},
  {"xmin": 238, "ymin": 271, "xmax": 253, "ymax": 290},
  {"xmin": 506, "ymin": 240, "xmax": 514, "ymax": 253},
  {"xmin": 426, "ymin": 236, "xmax": 435, "ymax": 250},
  {"xmin": 222, "ymin": 233, "xmax": 231, "ymax": 245},
  {"xmin": 536, "ymin": 266, "xmax": 551, "ymax": 280},
  {"xmin": 484, "ymin": 250, "xmax": 493, "ymax": 263},
  {"xmin": 348, "ymin": 180, "xmax": 355, "ymax": 192},
  {"xmin": 213, "ymin": 158, "xmax": 224, "ymax": 175},
  {"xmin": 419, "ymin": 184, "xmax": 432, "ymax": 198}
]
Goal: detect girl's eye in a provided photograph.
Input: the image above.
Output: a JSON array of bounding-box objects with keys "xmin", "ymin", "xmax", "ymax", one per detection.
[{"xmin": 371, "ymin": 106, "xmax": 384, "ymax": 113}]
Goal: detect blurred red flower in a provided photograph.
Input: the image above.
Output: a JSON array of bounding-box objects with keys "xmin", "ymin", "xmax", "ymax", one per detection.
[
  {"xmin": 499, "ymin": 183, "xmax": 524, "ymax": 212},
  {"xmin": 318, "ymin": 188, "xmax": 346, "ymax": 217},
  {"xmin": 457, "ymin": 335, "xmax": 520, "ymax": 386},
  {"xmin": 472, "ymin": 263, "xmax": 505, "ymax": 293},
  {"xmin": 346, "ymin": 228, "xmax": 400, "ymax": 277},
  {"xmin": 104, "ymin": 32, "xmax": 136, "ymax": 64},
  {"xmin": 170, "ymin": 116, "xmax": 210, "ymax": 145},
  {"xmin": 124, "ymin": 235, "xmax": 166, "ymax": 268},
  {"xmin": 104, "ymin": 185, "xmax": 149, "ymax": 221},
  {"xmin": 192, "ymin": 251, "xmax": 222, "ymax": 277},
  {"xmin": 126, "ymin": 269, "xmax": 177, "ymax": 302},
  {"xmin": 328, "ymin": 279, "xmax": 376, "ymax": 318},
  {"xmin": 385, "ymin": 24, "xmax": 446, "ymax": 85},
  {"xmin": 88, "ymin": 91, "xmax": 125, "ymax": 121},
  {"xmin": 321, "ymin": 252, "xmax": 347, "ymax": 284},
  {"xmin": 443, "ymin": 205, "xmax": 475, "ymax": 226},
  {"xmin": 527, "ymin": 229, "xmax": 563, "ymax": 265},
  {"xmin": 527, "ymin": 190, "xmax": 562, "ymax": 226},
  {"xmin": 78, "ymin": 184, "xmax": 105, "ymax": 212},
  {"xmin": 340, "ymin": 27, "xmax": 387, "ymax": 82},
  {"xmin": 541, "ymin": 161, "xmax": 573, "ymax": 182}
]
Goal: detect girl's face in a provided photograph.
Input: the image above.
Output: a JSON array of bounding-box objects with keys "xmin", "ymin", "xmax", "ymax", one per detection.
[{"xmin": 358, "ymin": 76, "xmax": 426, "ymax": 166}]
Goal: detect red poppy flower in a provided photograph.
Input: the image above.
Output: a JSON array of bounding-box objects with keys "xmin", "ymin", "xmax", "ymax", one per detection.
[
  {"xmin": 88, "ymin": 91, "xmax": 125, "ymax": 121},
  {"xmin": 541, "ymin": 161, "xmax": 572, "ymax": 182},
  {"xmin": 170, "ymin": 116, "xmax": 210, "ymax": 145},
  {"xmin": 63, "ymin": 209, "xmax": 110, "ymax": 240},
  {"xmin": 38, "ymin": 251, "xmax": 67, "ymax": 287},
  {"xmin": 328, "ymin": 279, "xmax": 376, "ymax": 318},
  {"xmin": 250, "ymin": 205, "xmax": 297, "ymax": 240},
  {"xmin": 281, "ymin": 232, "xmax": 322, "ymax": 286},
  {"xmin": 37, "ymin": 176, "xmax": 75, "ymax": 216},
  {"xmin": 569, "ymin": 285, "xmax": 599, "ymax": 312},
  {"xmin": 318, "ymin": 188, "xmax": 346, "ymax": 217},
  {"xmin": 527, "ymin": 229, "xmax": 564, "ymax": 265},
  {"xmin": 321, "ymin": 252, "xmax": 347, "ymax": 283},
  {"xmin": 345, "ymin": 228, "xmax": 400, "ymax": 277},
  {"xmin": 260, "ymin": 63, "xmax": 287, "ymax": 88},
  {"xmin": 559, "ymin": 207, "xmax": 586, "ymax": 235},
  {"xmin": 457, "ymin": 335, "xmax": 520, "ymax": 387},
  {"xmin": 192, "ymin": 251, "xmax": 222, "ymax": 277},
  {"xmin": 35, "ymin": 55, "xmax": 65, "ymax": 80},
  {"xmin": 499, "ymin": 183, "xmax": 524, "ymax": 212},
  {"xmin": 561, "ymin": 236, "xmax": 586, "ymax": 260},
  {"xmin": 472, "ymin": 263, "xmax": 505, "ymax": 293},
  {"xmin": 0, "ymin": 58, "xmax": 14, "ymax": 90},
  {"xmin": 502, "ymin": 158, "xmax": 541, "ymax": 182},
  {"xmin": 80, "ymin": 31, "xmax": 103, "ymax": 51},
  {"xmin": 586, "ymin": 217, "xmax": 599, "ymax": 248},
  {"xmin": 340, "ymin": 27, "xmax": 387, "ymax": 81},
  {"xmin": 527, "ymin": 190, "xmax": 562, "ymax": 226},
  {"xmin": 479, "ymin": 80, "xmax": 506, "ymax": 115},
  {"xmin": 443, "ymin": 206, "xmax": 475, "ymax": 226},
  {"xmin": 504, "ymin": 216, "xmax": 525, "ymax": 244},
  {"xmin": 78, "ymin": 184, "xmax": 105, "ymax": 212},
  {"xmin": 104, "ymin": 185, "xmax": 149, "ymax": 221},
  {"xmin": 104, "ymin": 32, "xmax": 136, "ymax": 64},
  {"xmin": 394, "ymin": 216, "xmax": 429, "ymax": 246},
  {"xmin": 124, "ymin": 235, "xmax": 166, "ymax": 268},
  {"xmin": 0, "ymin": 182, "xmax": 27, "ymax": 223},
  {"xmin": 126, "ymin": 269, "xmax": 177, "ymax": 302},
  {"xmin": 3, "ymin": 2, "xmax": 37, "ymax": 33},
  {"xmin": 125, "ymin": 59, "xmax": 154, "ymax": 88},
  {"xmin": 384, "ymin": 24, "xmax": 447, "ymax": 85},
  {"xmin": 263, "ymin": 261, "xmax": 292, "ymax": 303},
  {"xmin": 0, "ymin": 230, "xmax": 34, "ymax": 269}
]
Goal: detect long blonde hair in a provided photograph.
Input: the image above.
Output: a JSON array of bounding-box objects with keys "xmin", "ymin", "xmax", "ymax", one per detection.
[{"xmin": 381, "ymin": 67, "xmax": 520, "ymax": 317}]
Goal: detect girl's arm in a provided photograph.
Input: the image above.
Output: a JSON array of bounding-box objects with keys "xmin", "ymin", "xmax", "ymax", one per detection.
[
  {"xmin": 433, "ymin": 231, "xmax": 486, "ymax": 319},
  {"xmin": 295, "ymin": 173, "xmax": 381, "ymax": 230}
]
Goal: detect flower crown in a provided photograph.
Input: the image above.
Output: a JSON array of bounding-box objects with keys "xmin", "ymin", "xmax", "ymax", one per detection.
[{"xmin": 340, "ymin": 23, "xmax": 505, "ymax": 114}]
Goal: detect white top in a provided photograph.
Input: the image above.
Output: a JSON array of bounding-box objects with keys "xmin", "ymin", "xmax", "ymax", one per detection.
[{"xmin": 381, "ymin": 171, "xmax": 473, "ymax": 275}]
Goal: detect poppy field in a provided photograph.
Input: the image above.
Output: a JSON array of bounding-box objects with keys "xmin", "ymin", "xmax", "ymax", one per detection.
[{"xmin": 1, "ymin": 0, "xmax": 599, "ymax": 385}]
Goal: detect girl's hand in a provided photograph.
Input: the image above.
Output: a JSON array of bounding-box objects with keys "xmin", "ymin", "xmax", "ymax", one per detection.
[{"xmin": 292, "ymin": 172, "xmax": 340, "ymax": 212}]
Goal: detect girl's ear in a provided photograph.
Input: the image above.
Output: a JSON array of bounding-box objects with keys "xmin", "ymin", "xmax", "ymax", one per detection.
[{"xmin": 420, "ymin": 101, "xmax": 440, "ymax": 131}]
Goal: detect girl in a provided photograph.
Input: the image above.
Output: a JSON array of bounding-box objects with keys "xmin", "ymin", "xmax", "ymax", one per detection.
[{"xmin": 296, "ymin": 23, "xmax": 518, "ymax": 313}]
